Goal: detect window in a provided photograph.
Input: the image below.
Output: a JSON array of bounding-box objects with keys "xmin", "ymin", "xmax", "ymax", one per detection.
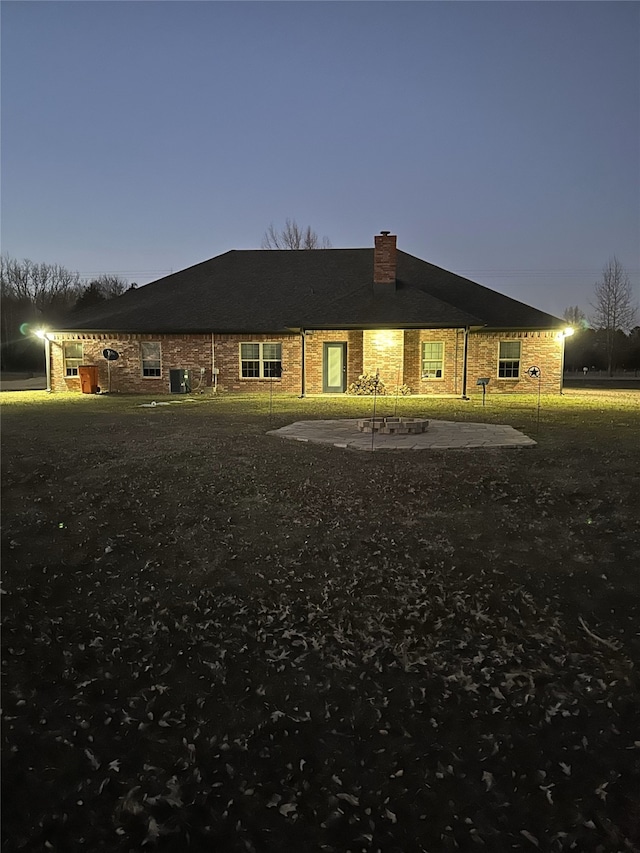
[
  {"xmin": 498, "ymin": 341, "xmax": 521, "ymax": 378},
  {"xmin": 141, "ymin": 341, "xmax": 161, "ymax": 377},
  {"xmin": 421, "ymin": 342, "xmax": 444, "ymax": 379},
  {"xmin": 240, "ymin": 342, "xmax": 282, "ymax": 378},
  {"xmin": 63, "ymin": 341, "xmax": 83, "ymax": 377}
]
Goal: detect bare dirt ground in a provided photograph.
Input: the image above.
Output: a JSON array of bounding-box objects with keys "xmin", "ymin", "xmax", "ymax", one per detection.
[{"xmin": 2, "ymin": 390, "xmax": 639, "ymax": 852}]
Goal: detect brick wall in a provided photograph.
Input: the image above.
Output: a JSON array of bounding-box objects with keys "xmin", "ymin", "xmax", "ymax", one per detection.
[
  {"xmin": 212, "ymin": 333, "xmax": 301, "ymax": 394},
  {"xmin": 404, "ymin": 329, "xmax": 464, "ymax": 395},
  {"xmin": 467, "ymin": 330, "xmax": 563, "ymax": 395},
  {"xmin": 362, "ymin": 329, "xmax": 404, "ymax": 388},
  {"xmin": 373, "ymin": 232, "xmax": 397, "ymax": 284},
  {"xmin": 304, "ymin": 330, "xmax": 363, "ymax": 393},
  {"xmin": 49, "ymin": 332, "xmax": 301, "ymax": 395},
  {"xmin": 49, "ymin": 328, "xmax": 564, "ymax": 396}
]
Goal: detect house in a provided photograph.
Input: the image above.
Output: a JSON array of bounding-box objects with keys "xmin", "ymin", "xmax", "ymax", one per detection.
[{"xmin": 47, "ymin": 232, "xmax": 569, "ymax": 396}]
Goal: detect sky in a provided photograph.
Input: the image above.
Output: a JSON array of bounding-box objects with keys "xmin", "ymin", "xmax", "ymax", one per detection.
[{"xmin": 2, "ymin": 1, "xmax": 639, "ymax": 319}]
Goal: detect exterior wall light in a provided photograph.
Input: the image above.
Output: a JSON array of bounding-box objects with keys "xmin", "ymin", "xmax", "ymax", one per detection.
[{"xmin": 372, "ymin": 330, "xmax": 396, "ymax": 349}]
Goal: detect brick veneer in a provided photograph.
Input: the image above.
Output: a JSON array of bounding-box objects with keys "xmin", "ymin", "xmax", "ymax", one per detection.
[
  {"xmin": 362, "ymin": 329, "xmax": 404, "ymax": 388},
  {"xmin": 48, "ymin": 332, "xmax": 302, "ymax": 394},
  {"xmin": 467, "ymin": 330, "xmax": 562, "ymax": 395},
  {"xmin": 304, "ymin": 330, "xmax": 363, "ymax": 394},
  {"xmin": 49, "ymin": 328, "xmax": 563, "ymax": 395}
]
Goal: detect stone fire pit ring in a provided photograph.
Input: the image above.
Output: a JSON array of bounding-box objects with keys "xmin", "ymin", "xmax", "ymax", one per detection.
[{"xmin": 357, "ymin": 416, "xmax": 429, "ymax": 435}]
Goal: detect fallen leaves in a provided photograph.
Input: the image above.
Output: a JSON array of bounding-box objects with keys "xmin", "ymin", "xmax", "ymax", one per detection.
[{"xmin": 2, "ymin": 399, "xmax": 639, "ymax": 852}]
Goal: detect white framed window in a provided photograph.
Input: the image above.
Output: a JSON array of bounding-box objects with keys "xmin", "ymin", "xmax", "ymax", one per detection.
[
  {"xmin": 421, "ymin": 341, "xmax": 444, "ymax": 379},
  {"xmin": 240, "ymin": 342, "xmax": 282, "ymax": 378},
  {"xmin": 141, "ymin": 341, "xmax": 161, "ymax": 377},
  {"xmin": 498, "ymin": 341, "xmax": 521, "ymax": 378},
  {"xmin": 63, "ymin": 341, "xmax": 83, "ymax": 377}
]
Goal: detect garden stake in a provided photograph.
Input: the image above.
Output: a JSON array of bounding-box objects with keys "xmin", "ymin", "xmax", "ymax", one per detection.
[
  {"xmin": 537, "ymin": 371, "xmax": 542, "ymax": 433},
  {"xmin": 269, "ymin": 372, "xmax": 274, "ymax": 421},
  {"xmin": 526, "ymin": 366, "xmax": 542, "ymax": 433},
  {"xmin": 371, "ymin": 370, "xmax": 379, "ymax": 452}
]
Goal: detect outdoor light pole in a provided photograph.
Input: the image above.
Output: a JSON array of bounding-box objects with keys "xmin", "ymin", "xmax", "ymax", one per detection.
[
  {"xmin": 36, "ymin": 330, "xmax": 52, "ymax": 392},
  {"xmin": 559, "ymin": 327, "xmax": 574, "ymax": 395}
]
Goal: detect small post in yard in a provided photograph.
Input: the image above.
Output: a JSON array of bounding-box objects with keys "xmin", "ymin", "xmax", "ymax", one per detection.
[
  {"xmin": 526, "ymin": 366, "xmax": 542, "ymax": 432},
  {"xmin": 394, "ymin": 363, "xmax": 402, "ymax": 417},
  {"xmin": 371, "ymin": 369, "xmax": 380, "ymax": 452},
  {"xmin": 102, "ymin": 348, "xmax": 119, "ymax": 393},
  {"xmin": 476, "ymin": 377, "xmax": 490, "ymax": 406},
  {"xmin": 269, "ymin": 371, "xmax": 274, "ymax": 421}
]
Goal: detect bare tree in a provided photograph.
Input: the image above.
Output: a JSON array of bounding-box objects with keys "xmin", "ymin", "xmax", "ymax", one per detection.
[
  {"xmin": 88, "ymin": 274, "xmax": 128, "ymax": 299},
  {"xmin": 261, "ymin": 219, "xmax": 331, "ymax": 250},
  {"xmin": 74, "ymin": 274, "xmax": 129, "ymax": 310},
  {"xmin": 590, "ymin": 257, "xmax": 638, "ymax": 375},
  {"xmin": 562, "ymin": 305, "xmax": 587, "ymax": 328},
  {"xmin": 0, "ymin": 255, "xmax": 84, "ymax": 369}
]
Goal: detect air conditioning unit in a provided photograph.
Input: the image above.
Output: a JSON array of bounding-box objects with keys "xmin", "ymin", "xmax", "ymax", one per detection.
[{"xmin": 169, "ymin": 369, "xmax": 192, "ymax": 394}]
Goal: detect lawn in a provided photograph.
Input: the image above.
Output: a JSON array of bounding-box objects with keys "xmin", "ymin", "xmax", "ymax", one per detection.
[{"xmin": 2, "ymin": 390, "xmax": 639, "ymax": 852}]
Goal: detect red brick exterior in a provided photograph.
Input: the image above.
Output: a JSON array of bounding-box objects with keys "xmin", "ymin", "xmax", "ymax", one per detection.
[
  {"xmin": 404, "ymin": 329, "xmax": 466, "ymax": 395},
  {"xmin": 467, "ymin": 329, "xmax": 562, "ymax": 395},
  {"xmin": 373, "ymin": 232, "xmax": 397, "ymax": 284},
  {"xmin": 304, "ymin": 330, "xmax": 363, "ymax": 393},
  {"xmin": 49, "ymin": 328, "xmax": 564, "ymax": 395}
]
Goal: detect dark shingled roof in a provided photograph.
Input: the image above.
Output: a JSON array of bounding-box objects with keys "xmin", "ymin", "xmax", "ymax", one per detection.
[{"xmin": 59, "ymin": 248, "xmax": 563, "ymax": 333}]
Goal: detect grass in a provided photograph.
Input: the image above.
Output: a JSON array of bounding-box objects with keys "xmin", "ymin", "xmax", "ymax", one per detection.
[{"xmin": 2, "ymin": 389, "xmax": 640, "ymax": 852}]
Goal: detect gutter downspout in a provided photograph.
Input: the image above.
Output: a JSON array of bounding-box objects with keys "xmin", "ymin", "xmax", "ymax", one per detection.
[
  {"xmin": 461, "ymin": 327, "xmax": 470, "ymax": 400},
  {"xmin": 211, "ymin": 333, "xmax": 217, "ymax": 393},
  {"xmin": 300, "ymin": 330, "xmax": 306, "ymax": 398}
]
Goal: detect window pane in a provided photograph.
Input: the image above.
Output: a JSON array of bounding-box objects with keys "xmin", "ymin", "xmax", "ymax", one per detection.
[
  {"xmin": 141, "ymin": 342, "xmax": 160, "ymax": 360},
  {"xmin": 499, "ymin": 360, "xmax": 520, "ymax": 378},
  {"xmin": 422, "ymin": 341, "xmax": 444, "ymax": 378},
  {"xmin": 263, "ymin": 361, "xmax": 282, "ymax": 378},
  {"xmin": 241, "ymin": 343, "xmax": 260, "ymax": 360},
  {"xmin": 141, "ymin": 342, "xmax": 161, "ymax": 377},
  {"xmin": 499, "ymin": 341, "xmax": 520, "ymax": 359},
  {"xmin": 262, "ymin": 343, "xmax": 281, "ymax": 361},
  {"xmin": 242, "ymin": 360, "xmax": 260, "ymax": 378},
  {"xmin": 64, "ymin": 342, "xmax": 83, "ymax": 359},
  {"xmin": 423, "ymin": 342, "xmax": 443, "ymax": 360}
]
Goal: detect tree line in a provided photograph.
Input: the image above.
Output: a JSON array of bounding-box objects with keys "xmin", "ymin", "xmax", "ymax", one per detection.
[
  {"xmin": 0, "ymin": 255, "xmax": 133, "ymax": 371},
  {"xmin": 563, "ymin": 257, "xmax": 639, "ymax": 375}
]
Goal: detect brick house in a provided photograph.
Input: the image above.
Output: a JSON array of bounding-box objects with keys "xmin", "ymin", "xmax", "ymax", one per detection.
[{"xmin": 47, "ymin": 232, "xmax": 569, "ymax": 397}]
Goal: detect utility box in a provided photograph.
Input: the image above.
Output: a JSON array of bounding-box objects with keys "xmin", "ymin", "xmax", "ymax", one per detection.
[
  {"xmin": 79, "ymin": 365, "xmax": 99, "ymax": 394},
  {"xmin": 169, "ymin": 369, "xmax": 192, "ymax": 394}
]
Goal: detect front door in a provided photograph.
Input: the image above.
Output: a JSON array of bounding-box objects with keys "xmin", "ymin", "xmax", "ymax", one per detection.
[{"xmin": 323, "ymin": 342, "xmax": 347, "ymax": 392}]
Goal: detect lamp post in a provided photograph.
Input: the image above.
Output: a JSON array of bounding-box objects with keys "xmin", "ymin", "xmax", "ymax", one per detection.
[
  {"xmin": 560, "ymin": 327, "xmax": 574, "ymax": 395},
  {"xmin": 35, "ymin": 329, "xmax": 52, "ymax": 392}
]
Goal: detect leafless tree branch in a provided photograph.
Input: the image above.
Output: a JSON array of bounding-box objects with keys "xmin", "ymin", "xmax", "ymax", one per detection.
[{"xmin": 261, "ymin": 219, "xmax": 331, "ymax": 250}]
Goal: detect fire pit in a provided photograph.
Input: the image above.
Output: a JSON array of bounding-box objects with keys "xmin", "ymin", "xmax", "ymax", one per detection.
[{"xmin": 357, "ymin": 417, "xmax": 429, "ymax": 435}]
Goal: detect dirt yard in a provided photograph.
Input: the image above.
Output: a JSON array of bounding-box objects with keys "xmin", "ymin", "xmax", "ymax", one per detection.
[{"xmin": 2, "ymin": 390, "xmax": 639, "ymax": 852}]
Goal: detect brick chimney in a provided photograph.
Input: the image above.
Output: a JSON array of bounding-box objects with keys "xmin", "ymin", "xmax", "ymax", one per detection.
[{"xmin": 374, "ymin": 231, "xmax": 397, "ymax": 288}]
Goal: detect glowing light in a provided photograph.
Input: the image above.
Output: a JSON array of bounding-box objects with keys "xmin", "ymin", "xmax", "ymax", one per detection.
[
  {"xmin": 35, "ymin": 329, "xmax": 46, "ymax": 339},
  {"xmin": 372, "ymin": 330, "xmax": 396, "ymax": 349},
  {"xmin": 563, "ymin": 326, "xmax": 574, "ymax": 337}
]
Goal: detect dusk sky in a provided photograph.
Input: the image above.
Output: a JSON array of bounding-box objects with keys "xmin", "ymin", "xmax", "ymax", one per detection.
[{"xmin": 2, "ymin": 1, "xmax": 639, "ymax": 319}]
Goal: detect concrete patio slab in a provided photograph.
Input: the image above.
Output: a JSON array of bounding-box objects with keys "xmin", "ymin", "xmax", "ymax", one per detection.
[{"xmin": 267, "ymin": 418, "xmax": 536, "ymax": 450}]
